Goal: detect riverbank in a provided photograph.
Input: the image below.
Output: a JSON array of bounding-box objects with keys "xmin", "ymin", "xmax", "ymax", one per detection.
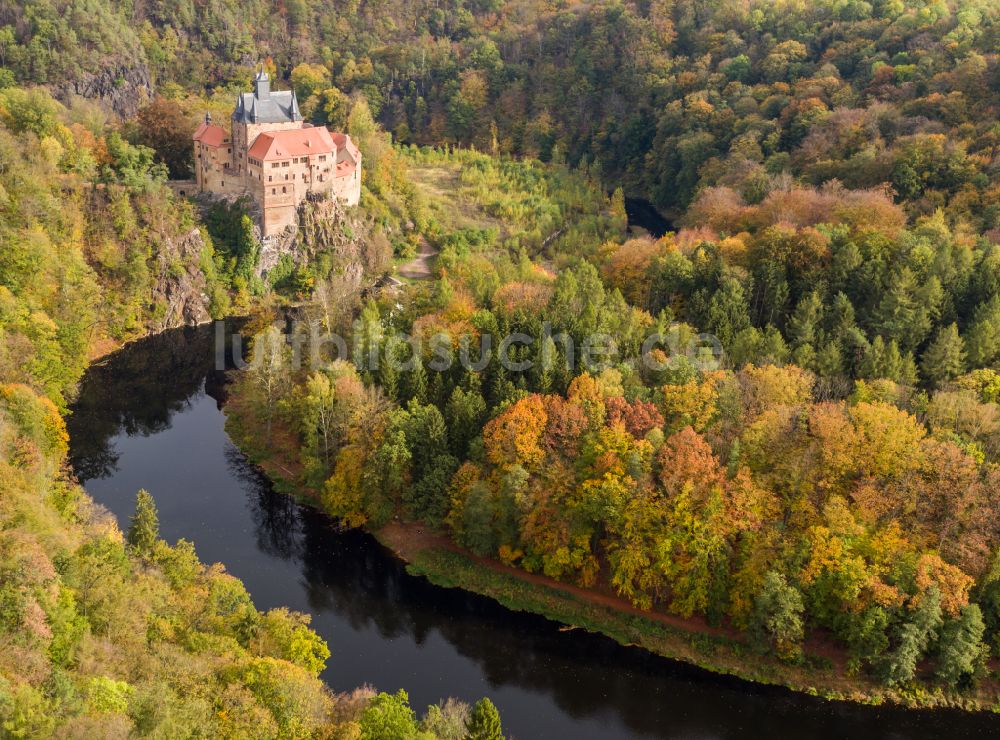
[{"xmin": 222, "ymin": 387, "xmax": 1000, "ymax": 715}]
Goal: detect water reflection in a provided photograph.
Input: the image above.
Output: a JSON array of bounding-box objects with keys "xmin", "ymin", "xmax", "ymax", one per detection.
[{"xmin": 68, "ymin": 324, "xmax": 1000, "ymax": 739}]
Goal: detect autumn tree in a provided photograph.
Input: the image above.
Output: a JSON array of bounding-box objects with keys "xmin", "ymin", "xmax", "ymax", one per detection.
[
  {"xmin": 247, "ymin": 326, "xmax": 291, "ymax": 440},
  {"xmin": 358, "ymin": 690, "xmax": 419, "ymax": 739},
  {"xmin": 132, "ymin": 96, "xmax": 195, "ymax": 178}
]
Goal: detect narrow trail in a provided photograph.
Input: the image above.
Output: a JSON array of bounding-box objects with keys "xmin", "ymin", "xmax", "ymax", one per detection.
[{"xmin": 397, "ymin": 238, "xmax": 438, "ymax": 280}]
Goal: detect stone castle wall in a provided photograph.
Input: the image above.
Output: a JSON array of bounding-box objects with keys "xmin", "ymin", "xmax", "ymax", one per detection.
[{"xmin": 196, "ymin": 116, "xmax": 360, "ymax": 237}]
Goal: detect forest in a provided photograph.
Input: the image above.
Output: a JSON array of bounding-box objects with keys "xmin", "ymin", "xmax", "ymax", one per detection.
[
  {"xmin": 2, "ymin": 0, "xmax": 1000, "ymax": 724},
  {"xmin": 3, "ymin": 0, "xmax": 999, "ymax": 219},
  {"xmin": 230, "ymin": 143, "xmax": 1000, "ymax": 702},
  {"xmin": 0, "ymin": 71, "xmax": 502, "ymax": 740}
]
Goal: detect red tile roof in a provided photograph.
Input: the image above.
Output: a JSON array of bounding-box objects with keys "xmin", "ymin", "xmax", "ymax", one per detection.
[
  {"xmin": 334, "ymin": 160, "xmax": 357, "ymax": 178},
  {"xmin": 248, "ymin": 127, "xmax": 337, "ymax": 161},
  {"xmin": 193, "ymin": 122, "xmax": 227, "ymax": 148},
  {"xmin": 330, "ymin": 132, "xmax": 361, "ymax": 162}
]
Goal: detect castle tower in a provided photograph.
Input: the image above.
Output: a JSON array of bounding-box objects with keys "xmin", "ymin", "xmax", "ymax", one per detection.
[
  {"xmin": 231, "ymin": 65, "xmax": 304, "ymax": 177},
  {"xmin": 193, "ymin": 64, "xmax": 360, "ymax": 237},
  {"xmin": 254, "ymin": 67, "xmax": 270, "ymax": 99}
]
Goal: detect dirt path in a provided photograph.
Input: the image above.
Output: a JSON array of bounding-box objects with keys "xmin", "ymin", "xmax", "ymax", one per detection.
[
  {"xmin": 397, "ymin": 238, "xmax": 438, "ymax": 280},
  {"xmin": 381, "ymin": 522, "xmax": 733, "ymax": 638},
  {"xmin": 376, "ymin": 520, "xmax": 851, "ymax": 666}
]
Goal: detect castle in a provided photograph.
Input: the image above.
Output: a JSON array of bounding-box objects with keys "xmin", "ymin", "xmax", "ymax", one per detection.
[{"xmin": 192, "ymin": 68, "xmax": 361, "ymax": 237}]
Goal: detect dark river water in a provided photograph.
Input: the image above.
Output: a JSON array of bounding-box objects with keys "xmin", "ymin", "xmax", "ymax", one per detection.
[
  {"xmin": 624, "ymin": 197, "xmax": 673, "ymax": 238},
  {"xmin": 67, "ymin": 323, "xmax": 998, "ymax": 739}
]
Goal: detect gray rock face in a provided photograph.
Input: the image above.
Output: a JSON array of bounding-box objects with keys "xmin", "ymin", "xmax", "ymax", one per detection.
[
  {"xmin": 153, "ymin": 227, "xmax": 212, "ymax": 329},
  {"xmin": 56, "ymin": 63, "xmax": 153, "ymax": 118}
]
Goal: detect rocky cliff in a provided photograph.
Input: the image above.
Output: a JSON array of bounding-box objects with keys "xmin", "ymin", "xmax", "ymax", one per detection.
[
  {"xmin": 253, "ymin": 196, "xmax": 389, "ymax": 281},
  {"xmin": 151, "ymin": 227, "xmax": 212, "ymax": 330},
  {"xmin": 56, "ymin": 62, "xmax": 153, "ymax": 118}
]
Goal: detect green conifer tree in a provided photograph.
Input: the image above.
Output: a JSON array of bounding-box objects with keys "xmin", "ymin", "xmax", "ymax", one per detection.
[
  {"xmin": 127, "ymin": 489, "xmax": 159, "ymax": 555},
  {"xmin": 921, "ymin": 323, "xmax": 966, "ymax": 387},
  {"xmin": 465, "ymin": 697, "xmax": 503, "ymax": 740}
]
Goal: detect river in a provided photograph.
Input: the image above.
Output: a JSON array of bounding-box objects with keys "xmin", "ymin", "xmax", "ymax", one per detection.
[
  {"xmin": 624, "ymin": 198, "xmax": 673, "ymax": 238},
  {"xmin": 67, "ymin": 323, "xmax": 998, "ymax": 739}
]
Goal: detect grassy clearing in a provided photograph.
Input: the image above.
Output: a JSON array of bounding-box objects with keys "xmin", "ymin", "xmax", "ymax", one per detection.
[{"xmin": 407, "ymin": 162, "xmax": 507, "ymax": 236}]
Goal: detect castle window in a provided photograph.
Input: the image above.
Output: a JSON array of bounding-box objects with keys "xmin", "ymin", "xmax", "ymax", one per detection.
[
  {"xmin": 268, "ymin": 175, "xmax": 272, "ymax": 182},
  {"xmin": 282, "ymin": 161, "xmax": 289, "ymax": 167},
  {"xmin": 319, "ymin": 155, "xmax": 327, "ymax": 161},
  {"xmin": 271, "ymin": 162, "xmax": 279, "ymax": 168},
  {"xmin": 282, "ymin": 186, "xmax": 287, "ymax": 193},
  {"xmin": 272, "ymin": 188, "xmax": 276, "ymax": 195}
]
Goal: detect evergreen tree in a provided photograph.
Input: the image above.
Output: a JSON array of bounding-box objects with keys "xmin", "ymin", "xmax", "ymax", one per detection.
[
  {"xmin": 828, "ymin": 292, "xmax": 857, "ymax": 341},
  {"xmin": 749, "ymin": 571, "xmax": 804, "ymax": 663},
  {"xmin": 936, "ymin": 604, "xmax": 988, "ymax": 688},
  {"xmin": 787, "ymin": 290, "xmax": 823, "ymax": 349},
  {"xmin": 127, "ymin": 488, "xmax": 159, "ymax": 555},
  {"xmin": 610, "ymin": 186, "xmax": 627, "ymax": 222},
  {"xmin": 884, "ymin": 339, "xmax": 903, "ymax": 382},
  {"xmin": 353, "ymin": 300, "xmax": 383, "ymax": 376},
  {"xmin": 846, "ymin": 606, "xmax": 891, "ymax": 674},
  {"xmin": 459, "ymin": 482, "xmax": 498, "ymax": 557},
  {"xmin": 406, "ymin": 453, "xmax": 460, "ymax": 526},
  {"xmin": 815, "ymin": 340, "xmax": 844, "ymax": 377},
  {"xmin": 965, "ymin": 295, "xmax": 1000, "ymax": 368},
  {"xmin": 446, "ymin": 386, "xmax": 487, "ymax": 458},
  {"xmin": 365, "ymin": 425, "xmax": 412, "ymax": 526},
  {"xmin": 759, "ymin": 325, "xmax": 789, "ymax": 365},
  {"xmin": 406, "ymin": 355, "xmax": 428, "ymax": 404},
  {"xmin": 706, "ymin": 278, "xmax": 751, "ymax": 348},
  {"xmin": 403, "ymin": 401, "xmax": 448, "ymax": 476},
  {"xmin": 874, "ymin": 268, "xmax": 939, "ymax": 351},
  {"xmin": 898, "ymin": 351, "xmax": 919, "ymax": 387},
  {"xmin": 860, "ymin": 336, "xmax": 888, "ymax": 379},
  {"xmin": 465, "ymin": 698, "xmax": 503, "ymax": 740},
  {"xmin": 379, "ymin": 343, "xmax": 400, "ymax": 401},
  {"xmin": 234, "ymin": 215, "xmax": 261, "ymax": 285},
  {"xmin": 879, "ymin": 588, "xmax": 943, "ymax": 687},
  {"xmin": 921, "ymin": 323, "xmax": 966, "ymax": 388}
]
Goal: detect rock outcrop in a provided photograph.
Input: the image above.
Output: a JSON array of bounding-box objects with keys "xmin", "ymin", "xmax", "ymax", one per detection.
[
  {"xmin": 254, "ymin": 196, "xmax": 389, "ymax": 280},
  {"xmin": 152, "ymin": 228, "xmax": 212, "ymax": 330},
  {"xmin": 294, "ymin": 197, "xmax": 390, "ymax": 278},
  {"xmin": 56, "ymin": 63, "xmax": 153, "ymax": 118}
]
